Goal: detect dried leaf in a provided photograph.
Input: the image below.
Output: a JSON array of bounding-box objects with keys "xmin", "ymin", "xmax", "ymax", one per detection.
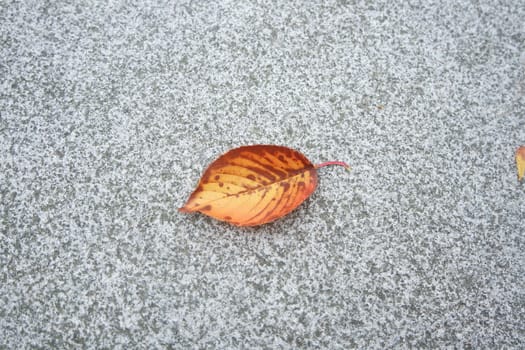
[
  {"xmin": 516, "ymin": 146, "xmax": 525, "ymax": 181},
  {"xmin": 179, "ymin": 145, "xmax": 349, "ymax": 226}
]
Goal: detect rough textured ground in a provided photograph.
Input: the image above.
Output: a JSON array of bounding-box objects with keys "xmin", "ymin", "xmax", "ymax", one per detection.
[{"xmin": 1, "ymin": 0, "xmax": 524, "ymax": 349}]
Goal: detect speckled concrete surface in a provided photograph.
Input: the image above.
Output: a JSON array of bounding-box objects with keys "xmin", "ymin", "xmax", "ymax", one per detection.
[{"xmin": 1, "ymin": 0, "xmax": 525, "ymax": 349}]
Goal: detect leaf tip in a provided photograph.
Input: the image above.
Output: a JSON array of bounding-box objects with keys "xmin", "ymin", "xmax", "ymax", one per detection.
[
  {"xmin": 516, "ymin": 146, "xmax": 525, "ymax": 181},
  {"xmin": 178, "ymin": 205, "xmax": 191, "ymax": 213}
]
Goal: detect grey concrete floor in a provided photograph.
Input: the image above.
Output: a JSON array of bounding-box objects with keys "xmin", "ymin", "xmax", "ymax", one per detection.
[{"xmin": 1, "ymin": 0, "xmax": 524, "ymax": 348}]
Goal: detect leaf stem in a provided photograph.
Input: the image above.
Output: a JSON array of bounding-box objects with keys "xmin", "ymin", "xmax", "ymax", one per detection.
[{"xmin": 314, "ymin": 161, "xmax": 351, "ymax": 171}]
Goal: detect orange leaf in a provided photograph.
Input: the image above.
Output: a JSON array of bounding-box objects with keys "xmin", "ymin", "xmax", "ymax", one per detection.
[
  {"xmin": 179, "ymin": 145, "xmax": 350, "ymax": 226},
  {"xmin": 517, "ymin": 146, "xmax": 525, "ymax": 181}
]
